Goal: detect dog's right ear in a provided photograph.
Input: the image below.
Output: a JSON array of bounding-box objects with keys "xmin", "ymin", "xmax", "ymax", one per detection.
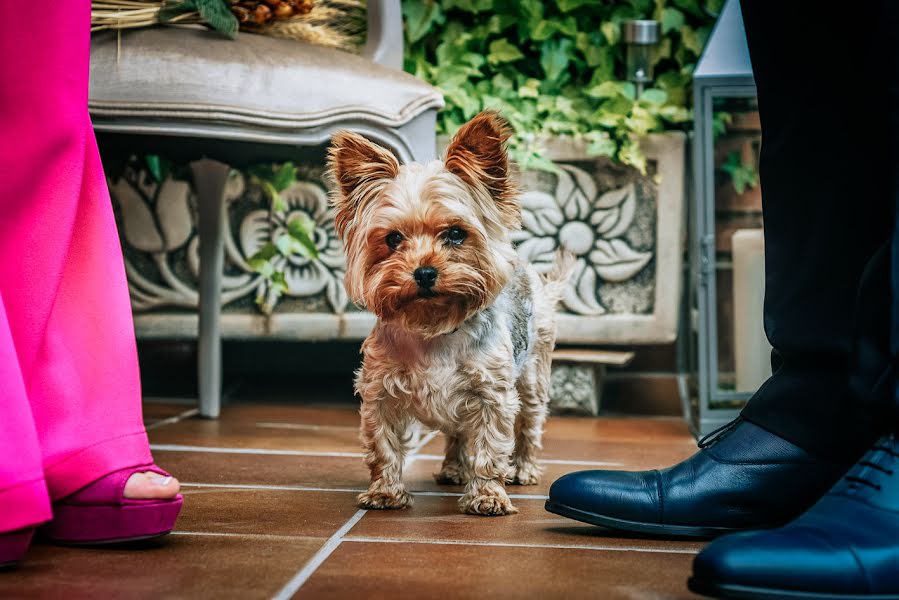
[{"xmin": 327, "ymin": 131, "xmax": 400, "ymax": 240}]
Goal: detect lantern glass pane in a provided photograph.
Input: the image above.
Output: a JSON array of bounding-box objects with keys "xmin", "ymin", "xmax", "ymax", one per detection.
[{"xmin": 711, "ymin": 95, "xmax": 762, "ymax": 407}]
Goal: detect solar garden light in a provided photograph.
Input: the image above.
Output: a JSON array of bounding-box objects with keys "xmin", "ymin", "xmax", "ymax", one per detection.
[{"xmin": 623, "ymin": 20, "xmax": 661, "ymax": 96}]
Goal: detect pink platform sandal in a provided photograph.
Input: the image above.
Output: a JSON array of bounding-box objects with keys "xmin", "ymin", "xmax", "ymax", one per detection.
[
  {"xmin": 39, "ymin": 465, "xmax": 183, "ymax": 545},
  {"xmin": 0, "ymin": 528, "xmax": 35, "ymax": 568}
]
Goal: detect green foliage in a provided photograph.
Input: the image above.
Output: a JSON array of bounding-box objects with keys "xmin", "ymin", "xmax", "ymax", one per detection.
[
  {"xmin": 403, "ymin": 0, "xmax": 718, "ymax": 172},
  {"xmin": 720, "ymin": 151, "xmax": 758, "ymax": 195},
  {"xmin": 159, "ymin": 0, "xmax": 239, "ymax": 38},
  {"xmin": 245, "ymin": 162, "xmax": 320, "ymax": 313},
  {"xmin": 248, "ymin": 162, "xmax": 299, "ymax": 213}
]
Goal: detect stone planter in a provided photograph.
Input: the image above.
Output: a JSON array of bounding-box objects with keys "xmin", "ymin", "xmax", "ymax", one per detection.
[
  {"xmin": 111, "ymin": 133, "xmax": 685, "ymax": 413},
  {"xmin": 507, "ymin": 134, "xmax": 686, "ymax": 345}
]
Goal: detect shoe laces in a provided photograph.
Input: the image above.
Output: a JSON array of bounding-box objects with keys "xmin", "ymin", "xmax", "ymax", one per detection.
[
  {"xmin": 845, "ymin": 435, "xmax": 897, "ymax": 492},
  {"xmin": 698, "ymin": 417, "xmax": 743, "ymax": 449}
]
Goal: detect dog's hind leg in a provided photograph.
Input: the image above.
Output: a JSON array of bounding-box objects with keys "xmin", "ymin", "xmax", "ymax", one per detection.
[
  {"xmin": 434, "ymin": 434, "xmax": 470, "ymax": 485},
  {"xmin": 512, "ymin": 340, "xmax": 552, "ymax": 486}
]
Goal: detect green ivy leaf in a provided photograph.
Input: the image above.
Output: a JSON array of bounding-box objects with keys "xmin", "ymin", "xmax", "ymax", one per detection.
[
  {"xmin": 445, "ymin": 0, "xmax": 493, "ymax": 12},
  {"xmin": 266, "ymin": 182, "xmax": 287, "ymax": 212},
  {"xmin": 487, "ymin": 39, "xmax": 524, "ymax": 64},
  {"xmin": 712, "ymin": 111, "xmax": 732, "ymax": 138},
  {"xmin": 585, "ymin": 131, "xmax": 618, "ymax": 157},
  {"xmin": 720, "ymin": 151, "xmax": 759, "ymax": 194},
  {"xmin": 587, "ymin": 80, "xmax": 623, "ymax": 99},
  {"xmin": 661, "ymin": 7, "xmax": 685, "ymax": 34},
  {"xmin": 251, "ymin": 242, "xmax": 278, "ymax": 262},
  {"xmin": 639, "ymin": 88, "xmax": 667, "ymax": 105},
  {"xmin": 656, "ymin": 70, "xmax": 689, "ymax": 106},
  {"xmin": 287, "ymin": 216, "xmax": 319, "ymax": 259},
  {"xmin": 531, "ymin": 20, "xmax": 558, "ymax": 42},
  {"xmin": 600, "ymin": 21, "xmax": 619, "ymax": 45},
  {"xmin": 540, "ymin": 38, "xmax": 573, "ymax": 84},
  {"xmin": 270, "ymin": 271, "xmax": 288, "ymax": 293},
  {"xmin": 619, "ymin": 138, "xmax": 648, "ymax": 173},
  {"xmin": 404, "ymin": 1, "xmax": 443, "ymax": 44},
  {"xmin": 671, "ymin": 0, "xmax": 705, "ymax": 18},
  {"xmin": 518, "ymin": 0, "xmax": 544, "ymax": 31},
  {"xmin": 518, "ymin": 78, "xmax": 541, "ymax": 98},
  {"xmin": 557, "ymin": 0, "xmax": 599, "ymax": 12},
  {"xmin": 680, "ymin": 26, "xmax": 704, "ymax": 56},
  {"xmin": 271, "ymin": 162, "xmax": 297, "ymax": 192},
  {"xmin": 275, "ymin": 233, "xmax": 297, "ymax": 257}
]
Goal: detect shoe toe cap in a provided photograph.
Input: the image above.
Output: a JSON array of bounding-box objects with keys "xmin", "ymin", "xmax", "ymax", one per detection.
[
  {"xmin": 693, "ymin": 527, "xmax": 866, "ymax": 594},
  {"xmin": 548, "ymin": 470, "xmax": 660, "ymax": 522}
]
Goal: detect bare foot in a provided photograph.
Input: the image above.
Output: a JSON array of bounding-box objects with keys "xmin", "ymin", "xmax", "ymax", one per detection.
[{"xmin": 123, "ymin": 471, "xmax": 181, "ymax": 500}]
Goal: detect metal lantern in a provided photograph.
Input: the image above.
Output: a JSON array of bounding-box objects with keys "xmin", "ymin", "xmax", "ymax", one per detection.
[
  {"xmin": 623, "ymin": 20, "xmax": 660, "ymax": 96},
  {"xmin": 688, "ymin": 0, "xmax": 759, "ymax": 436}
]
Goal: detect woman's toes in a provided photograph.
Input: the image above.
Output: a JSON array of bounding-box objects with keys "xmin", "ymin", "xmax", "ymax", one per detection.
[{"xmin": 123, "ymin": 471, "xmax": 181, "ymax": 500}]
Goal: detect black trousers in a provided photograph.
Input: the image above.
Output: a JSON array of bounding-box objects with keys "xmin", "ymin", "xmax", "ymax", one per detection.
[{"xmin": 737, "ymin": 1, "xmax": 899, "ymax": 459}]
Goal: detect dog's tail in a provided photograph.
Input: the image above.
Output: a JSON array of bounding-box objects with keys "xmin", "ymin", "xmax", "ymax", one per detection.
[{"xmin": 540, "ymin": 251, "xmax": 576, "ymax": 307}]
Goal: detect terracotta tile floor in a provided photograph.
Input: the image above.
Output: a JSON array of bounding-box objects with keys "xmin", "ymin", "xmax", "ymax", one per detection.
[{"xmin": 2, "ymin": 399, "xmax": 706, "ymax": 600}]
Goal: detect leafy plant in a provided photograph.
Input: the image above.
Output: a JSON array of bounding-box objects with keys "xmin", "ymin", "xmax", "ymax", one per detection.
[
  {"xmin": 720, "ymin": 150, "xmax": 758, "ymax": 194},
  {"xmin": 403, "ymin": 0, "xmax": 722, "ymax": 172},
  {"xmin": 245, "ymin": 162, "xmax": 320, "ymax": 313}
]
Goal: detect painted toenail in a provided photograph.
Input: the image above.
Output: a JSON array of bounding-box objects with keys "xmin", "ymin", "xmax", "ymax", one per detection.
[{"xmin": 151, "ymin": 476, "xmax": 173, "ymax": 486}]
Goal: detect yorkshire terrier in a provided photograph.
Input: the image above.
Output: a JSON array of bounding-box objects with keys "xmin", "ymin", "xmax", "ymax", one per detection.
[{"xmin": 327, "ymin": 111, "xmax": 572, "ymax": 516}]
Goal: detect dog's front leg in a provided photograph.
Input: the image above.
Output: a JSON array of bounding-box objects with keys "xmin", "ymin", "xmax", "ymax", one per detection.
[
  {"xmin": 357, "ymin": 393, "xmax": 413, "ymax": 510},
  {"xmin": 459, "ymin": 391, "xmax": 518, "ymax": 516}
]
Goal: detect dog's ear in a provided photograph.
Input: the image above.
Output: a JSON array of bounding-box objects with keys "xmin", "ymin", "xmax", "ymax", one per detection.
[
  {"xmin": 327, "ymin": 131, "xmax": 400, "ymax": 240},
  {"xmin": 444, "ymin": 110, "xmax": 519, "ymax": 228}
]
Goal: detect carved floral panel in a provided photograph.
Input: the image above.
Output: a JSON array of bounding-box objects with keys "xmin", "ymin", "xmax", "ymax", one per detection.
[{"xmin": 110, "ymin": 156, "xmax": 658, "ymax": 320}]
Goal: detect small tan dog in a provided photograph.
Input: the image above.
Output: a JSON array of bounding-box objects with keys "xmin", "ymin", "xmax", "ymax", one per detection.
[{"xmin": 327, "ymin": 111, "xmax": 571, "ymax": 516}]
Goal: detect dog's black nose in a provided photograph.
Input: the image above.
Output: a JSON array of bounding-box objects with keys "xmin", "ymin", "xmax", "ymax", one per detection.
[{"xmin": 414, "ymin": 266, "xmax": 438, "ymax": 289}]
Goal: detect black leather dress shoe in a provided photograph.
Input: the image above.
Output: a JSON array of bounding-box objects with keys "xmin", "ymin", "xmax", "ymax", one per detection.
[
  {"xmin": 545, "ymin": 418, "xmax": 855, "ymax": 538},
  {"xmin": 689, "ymin": 435, "xmax": 899, "ymax": 599}
]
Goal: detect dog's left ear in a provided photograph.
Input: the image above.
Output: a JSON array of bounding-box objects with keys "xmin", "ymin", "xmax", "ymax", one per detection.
[
  {"xmin": 327, "ymin": 131, "xmax": 400, "ymax": 240},
  {"xmin": 444, "ymin": 110, "xmax": 519, "ymax": 228}
]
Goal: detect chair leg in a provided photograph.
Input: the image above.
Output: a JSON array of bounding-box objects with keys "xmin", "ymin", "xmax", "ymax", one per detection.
[{"xmin": 190, "ymin": 158, "xmax": 230, "ymax": 419}]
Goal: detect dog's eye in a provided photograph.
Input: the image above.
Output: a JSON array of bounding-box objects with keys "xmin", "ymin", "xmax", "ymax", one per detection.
[
  {"xmin": 385, "ymin": 231, "xmax": 403, "ymax": 250},
  {"xmin": 445, "ymin": 226, "xmax": 467, "ymax": 246}
]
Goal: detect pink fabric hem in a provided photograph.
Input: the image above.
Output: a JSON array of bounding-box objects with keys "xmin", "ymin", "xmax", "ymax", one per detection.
[
  {"xmin": 44, "ymin": 430, "xmax": 153, "ymax": 501},
  {"xmin": 0, "ymin": 477, "xmax": 52, "ymax": 533}
]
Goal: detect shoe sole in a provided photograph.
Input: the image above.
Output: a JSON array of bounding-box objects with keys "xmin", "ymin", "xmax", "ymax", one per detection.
[
  {"xmin": 40, "ymin": 497, "xmax": 182, "ymax": 545},
  {"xmin": 689, "ymin": 578, "xmax": 899, "ymax": 599},
  {"xmin": 45, "ymin": 531, "xmax": 173, "ymax": 547},
  {"xmin": 544, "ymin": 501, "xmax": 756, "ymax": 539}
]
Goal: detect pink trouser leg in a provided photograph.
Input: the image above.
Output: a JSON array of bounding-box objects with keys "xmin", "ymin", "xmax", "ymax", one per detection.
[
  {"xmin": 0, "ymin": 294, "xmax": 52, "ymax": 532},
  {"xmin": 0, "ymin": 0, "xmax": 153, "ymax": 533}
]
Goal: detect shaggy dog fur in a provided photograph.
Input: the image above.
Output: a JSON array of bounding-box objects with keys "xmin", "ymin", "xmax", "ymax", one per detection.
[{"xmin": 327, "ymin": 111, "xmax": 572, "ymax": 516}]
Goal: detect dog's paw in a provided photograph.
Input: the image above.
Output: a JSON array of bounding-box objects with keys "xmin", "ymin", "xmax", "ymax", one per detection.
[
  {"xmin": 434, "ymin": 464, "xmax": 468, "ymax": 485},
  {"xmin": 510, "ymin": 463, "xmax": 542, "ymax": 486},
  {"xmin": 357, "ymin": 487, "xmax": 413, "ymax": 510},
  {"xmin": 459, "ymin": 490, "xmax": 518, "ymax": 516}
]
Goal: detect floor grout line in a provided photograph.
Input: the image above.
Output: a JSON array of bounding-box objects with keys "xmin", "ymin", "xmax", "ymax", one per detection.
[
  {"xmin": 172, "ymin": 531, "xmax": 312, "ymax": 542},
  {"xmin": 150, "ymin": 443, "xmax": 621, "ymax": 467},
  {"xmin": 269, "ymin": 428, "xmax": 439, "ymax": 599},
  {"xmin": 269, "ymin": 509, "xmax": 368, "ymax": 600},
  {"xmin": 145, "ymin": 408, "xmax": 200, "ymax": 431},
  {"xmin": 150, "ymin": 444, "xmax": 364, "ymax": 458},
  {"xmin": 255, "ymin": 422, "xmax": 359, "ymax": 432},
  {"xmin": 413, "ymin": 453, "xmax": 621, "ymax": 467},
  {"xmin": 170, "ymin": 531, "xmax": 700, "ymax": 555},
  {"xmin": 340, "ymin": 536, "xmax": 701, "ymax": 555},
  {"xmin": 179, "ymin": 482, "xmax": 549, "ymax": 500}
]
